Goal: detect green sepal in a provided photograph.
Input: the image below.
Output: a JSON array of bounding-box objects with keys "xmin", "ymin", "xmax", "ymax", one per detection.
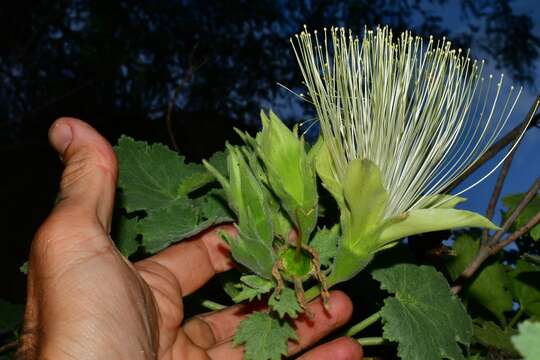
[
  {"xmin": 343, "ymin": 159, "xmax": 388, "ymax": 236},
  {"xmin": 258, "ymin": 111, "xmax": 318, "ymax": 244},
  {"xmin": 417, "ymin": 194, "xmax": 467, "ymax": 209},
  {"xmin": 313, "ymin": 138, "xmax": 344, "ymax": 208},
  {"xmin": 329, "ymin": 159, "xmax": 388, "ymax": 285},
  {"xmin": 379, "ymin": 208, "xmax": 499, "ymax": 246}
]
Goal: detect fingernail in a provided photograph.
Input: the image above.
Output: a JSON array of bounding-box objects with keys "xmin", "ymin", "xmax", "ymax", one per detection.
[{"xmin": 50, "ymin": 121, "xmax": 73, "ymax": 155}]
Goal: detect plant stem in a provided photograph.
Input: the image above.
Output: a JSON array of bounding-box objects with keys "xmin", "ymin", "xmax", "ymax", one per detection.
[
  {"xmin": 482, "ymin": 142, "xmax": 518, "ymax": 243},
  {"xmin": 200, "ymin": 299, "xmax": 227, "ymax": 311},
  {"xmin": 346, "ymin": 311, "xmax": 382, "ymax": 337},
  {"xmin": 490, "ymin": 177, "xmax": 540, "ymax": 246},
  {"xmin": 451, "ymin": 177, "xmax": 540, "ymax": 294},
  {"xmin": 509, "ymin": 307, "xmax": 526, "ymax": 328},
  {"xmin": 356, "ymin": 337, "xmax": 386, "ymax": 346},
  {"xmin": 304, "ymin": 285, "xmax": 322, "ymax": 302}
]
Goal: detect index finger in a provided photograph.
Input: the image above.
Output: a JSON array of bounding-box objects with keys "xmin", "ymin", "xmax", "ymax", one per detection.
[{"xmin": 136, "ymin": 224, "xmax": 236, "ymax": 296}]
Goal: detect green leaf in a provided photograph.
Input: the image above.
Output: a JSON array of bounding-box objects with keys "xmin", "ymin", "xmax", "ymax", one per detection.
[
  {"xmin": 232, "ymin": 275, "xmax": 274, "ymax": 303},
  {"xmin": 115, "ymin": 136, "xmax": 210, "ymax": 212},
  {"xmin": 269, "ymin": 287, "xmax": 302, "ymax": 319},
  {"xmin": 258, "ymin": 111, "xmax": 318, "ymax": 244},
  {"xmin": 115, "ymin": 137, "xmax": 233, "ymax": 254},
  {"xmin": 502, "ymin": 192, "xmax": 540, "ymax": 241},
  {"xmin": 192, "ymin": 189, "xmax": 234, "ymax": 222},
  {"xmin": 0, "ymin": 299, "xmax": 24, "ymax": 333},
  {"xmin": 465, "ymin": 354, "xmax": 485, "ymax": 360},
  {"xmin": 472, "ymin": 320, "xmax": 517, "ymax": 355},
  {"xmin": 446, "ymin": 233, "xmax": 513, "ymax": 324},
  {"xmin": 114, "ymin": 216, "xmax": 140, "ymax": 257},
  {"xmin": 139, "ymin": 199, "xmax": 230, "ymax": 254},
  {"xmin": 309, "ymin": 225, "xmax": 339, "ymax": 268},
  {"xmin": 380, "ymin": 208, "xmax": 499, "ymax": 246},
  {"xmin": 234, "ymin": 312, "xmax": 298, "ymax": 360},
  {"xmin": 372, "ymin": 263, "xmax": 473, "ymax": 360},
  {"xmin": 509, "ymin": 260, "xmax": 540, "ymax": 317},
  {"xmin": 512, "ymin": 321, "xmax": 540, "ymax": 360}
]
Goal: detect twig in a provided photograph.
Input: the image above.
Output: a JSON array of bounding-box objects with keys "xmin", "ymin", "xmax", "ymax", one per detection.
[
  {"xmin": 165, "ymin": 44, "xmax": 206, "ymax": 152},
  {"xmin": 451, "ymin": 177, "xmax": 540, "ymax": 294},
  {"xmin": 489, "ymin": 177, "xmax": 540, "ymax": 245},
  {"xmin": 490, "ymin": 211, "xmax": 540, "ymax": 255},
  {"xmin": 446, "ymin": 96, "xmax": 540, "ymax": 192},
  {"xmin": 482, "ymin": 148, "xmax": 517, "ymax": 243},
  {"xmin": 0, "ymin": 340, "xmax": 18, "ymax": 354}
]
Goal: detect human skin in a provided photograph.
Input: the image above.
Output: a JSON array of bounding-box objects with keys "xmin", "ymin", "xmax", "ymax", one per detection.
[{"xmin": 18, "ymin": 118, "xmax": 363, "ymax": 359}]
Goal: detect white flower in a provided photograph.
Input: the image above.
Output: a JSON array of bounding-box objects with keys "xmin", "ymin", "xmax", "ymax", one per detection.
[{"xmin": 291, "ymin": 26, "xmax": 532, "ymax": 218}]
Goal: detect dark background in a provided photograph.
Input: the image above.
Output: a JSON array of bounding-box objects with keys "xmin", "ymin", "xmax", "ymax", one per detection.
[{"xmin": 1, "ymin": 0, "xmax": 539, "ymax": 304}]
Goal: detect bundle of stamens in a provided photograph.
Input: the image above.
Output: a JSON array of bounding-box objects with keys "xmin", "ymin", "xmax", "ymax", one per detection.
[{"xmin": 292, "ymin": 26, "xmax": 530, "ymax": 218}]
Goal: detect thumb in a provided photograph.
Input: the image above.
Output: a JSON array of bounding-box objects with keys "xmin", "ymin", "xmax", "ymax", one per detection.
[{"xmin": 48, "ymin": 117, "xmax": 117, "ymax": 232}]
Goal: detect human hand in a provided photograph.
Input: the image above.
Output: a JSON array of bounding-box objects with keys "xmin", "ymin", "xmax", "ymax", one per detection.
[{"xmin": 19, "ymin": 118, "xmax": 363, "ymax": 359}]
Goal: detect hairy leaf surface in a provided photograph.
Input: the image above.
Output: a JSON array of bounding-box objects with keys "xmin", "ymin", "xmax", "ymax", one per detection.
[
  {"xmin": 268, "ymin": 287, "xmax": 302, "ymax": 319},
  {"xmin": 232, "ymin": 275, "xmax": 274, "ymax": 303},
  {"xmin": 473, "ymin": 321, "xmax": 517, "ymax": 355},
  {"xmin": 372, "ymin": 263, "xmax": 473, "ymax": 360},
  {"xmin": 234, "ymin": 312, "xmax": 297, "ymax": 360}
]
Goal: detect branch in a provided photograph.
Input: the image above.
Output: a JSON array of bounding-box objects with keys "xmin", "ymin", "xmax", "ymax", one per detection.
[
  {"xmin": 482, "ymin": 146, "xmax": 517, "ymax": 243},
  {"xmin": 446, "ymin": 96, "xmax": 540, "ymax": 192},
  {"xmin": 490, "ymin": 211, "xmax": 540, "ymax": 255},
  {"xmin": 451, "ymin": 177, "xmax": 540, "ymax": 294},
  {"xmin": 489, "ymin": 177, "xmax": 540, "ymax": 245},
  {"xmin": 0, "ymin": 340, "xmax": 18, "ymax": 355},
  {"xmin": 165, "ymin": 44, "xmax": 206, "ymax": 152}
]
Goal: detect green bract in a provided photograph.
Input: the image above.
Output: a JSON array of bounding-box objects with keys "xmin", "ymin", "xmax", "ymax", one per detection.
[
  {"xmin": 204, "ymin": 144, "xmax": 275, "ymax": 278},
  {"xmin": 258, "ymin": 111, "xmax": 318, "ymax": 245}
]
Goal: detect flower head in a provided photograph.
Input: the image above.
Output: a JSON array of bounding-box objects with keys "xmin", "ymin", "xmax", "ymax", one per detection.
[{"xmin": 292, "ymin": 26, "xmax": 529, "ymax": 218}]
